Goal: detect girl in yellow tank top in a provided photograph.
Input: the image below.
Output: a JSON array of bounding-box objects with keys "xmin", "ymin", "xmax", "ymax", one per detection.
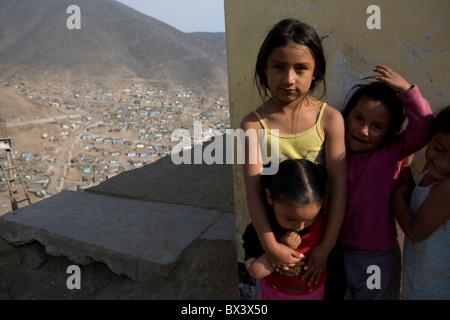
[
  {"xmin": 253, "ymin": 102, "xmax": 326, "ymax": 165},
  {"xmin": 240, "ymin": 19, "xmax": 347, "ymax": 292}
]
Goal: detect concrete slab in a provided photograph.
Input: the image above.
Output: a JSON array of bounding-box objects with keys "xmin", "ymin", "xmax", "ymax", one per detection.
[
  {"xmin": 0, "ymin": 190, "xmax": 235, "ymax": 283},
  {"xmin": 0, "ymin": 138, "xmax": 240, "ymax": 299}
]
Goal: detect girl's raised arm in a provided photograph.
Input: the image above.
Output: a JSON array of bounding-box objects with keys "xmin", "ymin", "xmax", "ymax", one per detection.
[{"xmin": 375, "ymin": 65, "xmax": 433, "ymax": 159}]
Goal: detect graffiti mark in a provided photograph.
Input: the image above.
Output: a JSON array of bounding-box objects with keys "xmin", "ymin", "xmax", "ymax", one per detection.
[
  {"xmin": 432, "ymin": 83, "xmax": 449, "ymax": 104},
  {"xmin": 273, "ymin": 0, "xmax": 318, "ymax": 19},
  {"xmin": 395, "ymin": 22, "xmax": 448, "ymax": 83},
  {"xmin": 320, "ymin": 28, "xmax": 335, "ymax": 42},
  {"xmin": 329, "ymin": 39, "xmax": 365, "ymax": 108}
]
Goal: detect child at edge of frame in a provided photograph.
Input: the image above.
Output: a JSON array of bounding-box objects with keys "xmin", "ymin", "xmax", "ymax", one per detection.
[{"xmin": 392, "ymin": 105, "xmax": 450, "ymax": 300}]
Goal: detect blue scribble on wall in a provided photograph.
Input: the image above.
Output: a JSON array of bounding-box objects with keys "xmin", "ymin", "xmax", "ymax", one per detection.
[
  {"xmin": 328, "ymin": 39, "xmax": 366, "ymax": 109},
  {"xmin": 395, "ymin": 22, "xmax": 448, "ymax": 83},
  {"xmin": 273, "ymin": 0, "xmax": 319, "ymax": 19},
  {"xmin": 432, "ymin": 83, "xmax": 449, "ymax": 109}
]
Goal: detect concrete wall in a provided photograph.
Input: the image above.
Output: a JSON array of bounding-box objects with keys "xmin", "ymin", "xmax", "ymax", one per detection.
[{"xmin": 224, "ymin": 0, "xmax": 450, "ymax": 261}]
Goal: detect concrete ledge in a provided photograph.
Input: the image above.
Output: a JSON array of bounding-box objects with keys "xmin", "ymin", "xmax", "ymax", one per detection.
[
  {"xmin": 0, "ymin": 190, "xmax": 236, "ymax": 285},
  {"xmin": 0, "ymin": 139, "xmax": 240, "ymax": 299}
]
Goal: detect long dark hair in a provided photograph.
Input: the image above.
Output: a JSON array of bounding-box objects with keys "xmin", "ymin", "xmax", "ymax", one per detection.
[
  {"xmin": 260, "ymin": 159, "xmax": 327, "ymax": 206},
  {"xmin": 254, "ymin": 18, "xmax": 326, "ymax": 101}
]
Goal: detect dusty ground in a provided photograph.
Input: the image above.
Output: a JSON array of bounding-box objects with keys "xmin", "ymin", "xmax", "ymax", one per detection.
[{"xmin": 0, "ymin": 189, "xmax": 42, "ymax": 216}]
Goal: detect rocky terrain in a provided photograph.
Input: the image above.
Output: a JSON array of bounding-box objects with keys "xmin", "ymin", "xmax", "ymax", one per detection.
[{"xmin": 0, "ymin": 0, "xmax": 228, "ymax": 92}]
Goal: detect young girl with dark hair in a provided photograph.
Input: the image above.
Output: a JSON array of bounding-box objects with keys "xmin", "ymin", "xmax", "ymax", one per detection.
[
  {"xmin": 240, "ymin": 18, "xmax": 346, "ymax": 296},
  {"xmin": 243, "ymin": 159, "xmax": 328, "ymax": 300},
  {"xmin": 341, "ymin": 65, "xmax": 433, "ymax": 299},
  {"xmin": 393, "ymin": 105, "xmax": 450, "ymax": 300}
]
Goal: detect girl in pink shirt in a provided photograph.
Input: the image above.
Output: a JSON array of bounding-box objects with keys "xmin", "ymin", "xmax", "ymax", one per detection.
[{"xmin": 340, "ymin": 65, "xmax": 433, "ymax": 299}]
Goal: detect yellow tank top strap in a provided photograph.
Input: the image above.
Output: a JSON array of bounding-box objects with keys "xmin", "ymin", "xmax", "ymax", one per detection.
[
  {"xmin": 316, "ymin": 102, "xmax": 327, "ymax": 125},
  {"xmin": 314, "ymin": 103, "xmax": 327, "ymax": 141},
  {"xmin": 252, "ymin": 110, "xmax": 269, "ymax": 130}
]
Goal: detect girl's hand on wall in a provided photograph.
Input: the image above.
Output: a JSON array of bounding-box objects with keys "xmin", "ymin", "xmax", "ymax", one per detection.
[{"xmin": 374, "ymin": 65, "xmax": 412, "ymax": 93}]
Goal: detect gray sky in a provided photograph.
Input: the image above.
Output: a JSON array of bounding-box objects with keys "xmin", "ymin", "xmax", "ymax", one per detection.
[{"xmin": 115, "ymin": 0, "xmax": 226, "ymax": 33}]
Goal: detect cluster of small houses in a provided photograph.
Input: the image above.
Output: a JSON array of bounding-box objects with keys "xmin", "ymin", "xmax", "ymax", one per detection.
[
  {"xmin": 1, "ymin": 149, "xmax": 62, "ymax": 198},
  {"xmin": 1, "ymin": 82, "xmax": 230, "ymax": 200}
]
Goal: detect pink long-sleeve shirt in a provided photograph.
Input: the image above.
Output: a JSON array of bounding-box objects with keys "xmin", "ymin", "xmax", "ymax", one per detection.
[{"xmin": 341, "ymin": 85, "xmax": 433, "ymax": 250}]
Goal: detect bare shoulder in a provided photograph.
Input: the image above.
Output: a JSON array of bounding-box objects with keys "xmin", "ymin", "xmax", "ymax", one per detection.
[
  {"xmin": 240, "ymin": 109, "xmax": 261, "ymax": 130},
  {"xmin": 323, "ymin": 104, "xmax": 344, "ymax": 119},
  {"xmin": 322, "ymin": 104, "xmax": 345, "ymax": 131}
]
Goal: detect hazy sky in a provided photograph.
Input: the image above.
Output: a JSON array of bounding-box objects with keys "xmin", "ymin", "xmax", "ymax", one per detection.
[{"xmin": 115, "ymin": 0, "xmax": 226, "ymax": 33}]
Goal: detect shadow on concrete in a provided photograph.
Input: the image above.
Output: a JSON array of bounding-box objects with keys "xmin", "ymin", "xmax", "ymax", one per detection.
[{"xmin": 0, "ymin": 135, "xmax": 241, "ymax": 299}]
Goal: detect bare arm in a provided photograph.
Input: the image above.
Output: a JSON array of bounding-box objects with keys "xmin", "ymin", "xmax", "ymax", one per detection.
[
  {"xmin": 245, "ymin": 230, "xmax": 302, "ymax": 279},
  {"xmin": 398, "ymin": 154, "xmax": 416, "ymax": 187},
  {"xmin": 320, "ymin": 107, "xmax": 347, "ymax": 249},
  {"xmin": 241, "ymin": 113, "xmax": 302, "ymax": 270},
  {"xmin": 393, "ymin": 178, "xmax": 450, "ymax": 242},
  {"xmin": 302, "ymin": 106, "xmax": 347, "ymax": 284},
  {"xmin": 245, "ymin": 255, "xmax": 274, "ymax": 279}
]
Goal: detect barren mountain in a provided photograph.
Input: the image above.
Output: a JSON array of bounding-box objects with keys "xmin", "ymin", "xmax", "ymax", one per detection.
[
  {"xmin": 0, "ymin": 0, "xmax": 228, "ymax": 91},
  {"xmin": 0, "ymin": 86, "xmax": 66, "ymax": 122}
]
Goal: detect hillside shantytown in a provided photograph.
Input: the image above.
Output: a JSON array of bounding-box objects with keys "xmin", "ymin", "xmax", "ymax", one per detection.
[{"xmin": 0, "ymin": 79, "xmax": 230, "ymax": 213}]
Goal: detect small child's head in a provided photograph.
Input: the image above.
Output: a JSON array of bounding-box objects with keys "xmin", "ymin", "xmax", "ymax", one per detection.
[
  {"xmin": 426, "ymin": 105, "xmax": 450, "ymax": 181},
  {"xmin": 254, "ymin": 18, "xmax": 326, "ymax": 101},
  {"xmin": 260, "ymin": 159, "xmax": 327, "ymax": 231},
  {"xmin": 342, "ymin": 81, "xmax": 405, "ymax": 153}
]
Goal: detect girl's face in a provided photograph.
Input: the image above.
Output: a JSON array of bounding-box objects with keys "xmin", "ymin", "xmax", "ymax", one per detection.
[
  {"xmin": 425, "ymin": 132, "xmax": 450, "ymax": 181},
  {"xmin": 265, "ymin": 41, "xmax": 316, "ymax": 105},
  {"xmin": 345, "ymin": 97, "xmax": 392, "ymax": 153},
  {"xmin": 266, "ymin": 190, "xmax": 321, "ymax": 232}
]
